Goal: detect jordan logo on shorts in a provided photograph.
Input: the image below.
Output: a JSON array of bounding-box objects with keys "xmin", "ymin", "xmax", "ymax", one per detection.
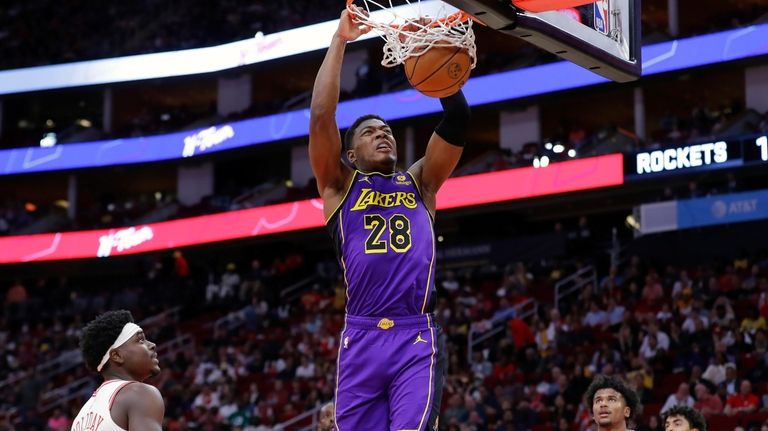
[{"xmin": 413, "ymin": 332, "xmax": 428, "ymax": 344}]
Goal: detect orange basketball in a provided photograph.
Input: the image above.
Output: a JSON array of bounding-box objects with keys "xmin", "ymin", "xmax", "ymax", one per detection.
[{"xmin": 404, "ymin": 46, "xmax": 471, "ymax": 98}]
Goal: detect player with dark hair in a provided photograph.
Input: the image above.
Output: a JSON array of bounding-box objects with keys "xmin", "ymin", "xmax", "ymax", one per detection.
[
  {"xmin": 662, "ymin": 405, "xmax": 707, "ymax": 431},
  {"xmin": 72, "ymin": 310, "xmax": 163, "ymax": 431},
  {"xmin": 309, "ymin": 6, "xmax": 470, "ymax": 431},
  {"xmin": 585, "ymin": 375, "xmax": 641, "ymax": 431}
]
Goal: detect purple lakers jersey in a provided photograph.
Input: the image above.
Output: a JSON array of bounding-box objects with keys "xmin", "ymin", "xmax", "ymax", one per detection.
[{"xmin": 327, "ymin": 170, "xmax": 436, "ymax": 317}]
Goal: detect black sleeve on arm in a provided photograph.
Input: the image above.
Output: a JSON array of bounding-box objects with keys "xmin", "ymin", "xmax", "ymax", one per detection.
[{"xmin": 434, "ymin": 89, "xmax": 471, "ymax": 147}]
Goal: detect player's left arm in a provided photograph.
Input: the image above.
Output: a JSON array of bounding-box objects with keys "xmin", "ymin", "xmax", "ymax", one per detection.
[
  {"xmin": 408, "ymin": 90, "xmax": 470, "ymax": 214},
  {"xmin": 125, "ymin": 383, "xmax": 165, "ymax": 431}
]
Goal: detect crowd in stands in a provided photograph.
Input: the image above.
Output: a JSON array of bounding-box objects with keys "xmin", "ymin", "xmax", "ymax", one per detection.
[
  {"xmin": 439, "ymin": 251, "xmax": 768, "ymax": 431},
  {"xmin": 2, "ymin": 219, "xmax": 768, "ymax": 430}
]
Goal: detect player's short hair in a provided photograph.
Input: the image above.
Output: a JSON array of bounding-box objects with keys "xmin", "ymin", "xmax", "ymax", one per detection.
[
  {"xmin": 81, "ymin": 310, "xmax": 135, "ymax": 372},
  {"xmin": 344, "ymin": 114, "xmax": 388, "ymax": 152},
  {"xmin": 584, "ymin": 375, "xmax": 640, "ymax": 423},
  {"xmin": 662, "ymin": 405, "xmax": 707, "ymax": 431}
]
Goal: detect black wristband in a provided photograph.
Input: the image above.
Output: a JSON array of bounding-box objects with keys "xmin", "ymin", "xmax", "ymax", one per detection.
[{"xmin": 434, "ymin": 90, "xmax": 471, "ymax": 147}]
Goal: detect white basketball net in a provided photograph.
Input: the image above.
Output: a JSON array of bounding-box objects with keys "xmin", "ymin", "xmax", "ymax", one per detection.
[{"xmin": 346, "ymin": 0, "xmax": 477, "ymax": 69}]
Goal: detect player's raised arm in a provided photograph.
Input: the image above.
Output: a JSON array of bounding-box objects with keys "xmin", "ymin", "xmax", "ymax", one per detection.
[
  {"xmin": 309, "ymin": 9, "xmax": 370, "ymax": 202},
  {"xmin": 408, "ymin": 90, "xmax": 471, "ymax": 213}
]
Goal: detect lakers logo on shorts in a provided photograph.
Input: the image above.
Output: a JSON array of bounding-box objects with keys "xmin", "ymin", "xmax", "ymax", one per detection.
[{"xmin": 377, "ymin": 318, "xmax": 395, "ymax": 330}]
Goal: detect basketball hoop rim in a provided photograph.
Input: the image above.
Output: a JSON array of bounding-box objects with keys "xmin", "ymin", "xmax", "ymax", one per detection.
[
  {"xmin": 345, "ymin": 0, "xmax": 472, "ymax": 28},
  {"xmin": 345, "ymin": 0, "xmax": 478, "ymax": 69}
]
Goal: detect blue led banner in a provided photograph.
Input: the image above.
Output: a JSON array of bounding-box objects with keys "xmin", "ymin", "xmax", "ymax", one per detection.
[
  {"xmin": 677, "ymin": 189, "xmax": 768, "ymax": 230},
  {"xmin": 638, "ymin": 188, "xmax": 768, "ymax": 235},
  {"xmin": 1, "ymin": 24, "xmax": 766, "ymax": 176}
]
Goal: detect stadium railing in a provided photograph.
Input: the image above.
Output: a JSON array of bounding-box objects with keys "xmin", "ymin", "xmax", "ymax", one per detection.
[
  {"xmin": 38, "ymin": 376, "xmax": 95, "ymax": 413},
  {"xmin": 466, "ymin": 297, "xmax": 537, "ymax": 364},
  {"xmin": 554, "ymin": 265, "xmax": 597, "ymax": 311},
  {"xmin": 277, "ymin": 404, "xmax": 322, "ymax": 431}
]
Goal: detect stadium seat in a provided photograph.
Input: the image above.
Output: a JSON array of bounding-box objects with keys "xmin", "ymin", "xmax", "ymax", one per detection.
[
  {"xmin": 741, "ymin": 411, "xmax": 768, "ymax": 427},
  {"xmin": 708, "ymin": 414, "xmax": 739, "ymax": 430},
  {"xmin": 738, "ymin": 352, "xmax": 759, "ymax": 375},
  {"xmin": 642, "ymin": 402, "xmax": 662, "ymax": 420}
]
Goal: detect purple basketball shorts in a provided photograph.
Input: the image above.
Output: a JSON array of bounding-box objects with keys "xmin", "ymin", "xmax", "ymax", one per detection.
[{"xmin": 334, "ymin": 314, "xmax": 446, "ymax": 431}]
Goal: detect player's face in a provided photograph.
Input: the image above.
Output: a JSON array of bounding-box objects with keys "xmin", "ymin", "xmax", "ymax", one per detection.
[
  {"xmin": 665, "ymin": 415, "xmax": 694, "ymax": 431},
  {"xmin": 349, "ymin": 119, "xmax": 397, "ymax": 172},
  {"xmin": 592, "ymin": 388, "xmax": 629, "ymax": 428},
  {"xmin": 118, "ymin": 330, "xmax": 160, "ymax": 380}
]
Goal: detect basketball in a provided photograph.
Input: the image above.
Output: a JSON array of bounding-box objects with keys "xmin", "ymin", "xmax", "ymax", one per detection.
[{"xmin": 404, "ymin": 46, "xmax": 472, "ymax": 98}]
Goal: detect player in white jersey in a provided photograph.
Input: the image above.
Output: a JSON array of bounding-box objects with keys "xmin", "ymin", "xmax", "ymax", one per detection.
[{"xmin": 71, "ymin": 310, "xmax": 164, "ymax": 431}]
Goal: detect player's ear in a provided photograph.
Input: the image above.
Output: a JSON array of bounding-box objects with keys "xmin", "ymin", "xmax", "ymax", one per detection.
[
  {"xmin": 347, "ymin": 149, "xmax": 356, "ymax": 164},
  {"xmin": 623, "ymin": 406, "xmax": 630, "ymax": 418},
  {"xmin": 110, "ymin": 348, "xmax": 125, "ymax": 366}
]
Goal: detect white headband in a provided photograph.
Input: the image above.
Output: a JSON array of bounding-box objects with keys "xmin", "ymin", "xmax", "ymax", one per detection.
[{"xmin": 96, "ymin": 322, "xmax": 143, "ymax": 372}]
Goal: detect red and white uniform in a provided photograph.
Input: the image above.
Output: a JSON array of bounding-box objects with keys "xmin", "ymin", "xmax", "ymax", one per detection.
[{"xmin": 71, "ymin": 379, "xmax": 135, "ymax": 431}]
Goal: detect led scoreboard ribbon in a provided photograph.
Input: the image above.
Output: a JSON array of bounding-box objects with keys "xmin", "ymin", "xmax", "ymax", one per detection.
[
  {"xmin": 625, "ymin": 135, "xmax": 768, "ymax": 179},
  {"xmin": 0, "ymin": 154, "xmax": 624, "ymax": 264}
]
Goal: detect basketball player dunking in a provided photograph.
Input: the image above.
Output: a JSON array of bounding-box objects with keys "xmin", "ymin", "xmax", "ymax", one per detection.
[
  {"xmin": 71, "ymin": 310, "xmax": 164, "ymax": 431},
  {"xmin": 309, "ymin": 7, "xmax": 470, "ymax": 431}
]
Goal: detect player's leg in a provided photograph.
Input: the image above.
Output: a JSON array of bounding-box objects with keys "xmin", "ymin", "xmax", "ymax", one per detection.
[
  {"xmin": 335, "ymin": 327, "xmax": 390, "ymax": 431},
  {"xmin": 388, "ymin": 325, "xmax": 447, "ymax": 431}
]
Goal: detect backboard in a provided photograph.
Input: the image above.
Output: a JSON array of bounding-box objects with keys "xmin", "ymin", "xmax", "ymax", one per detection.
[{"xmin": 444, "ymin": 0, "xmax": 642, "ymax": 82}]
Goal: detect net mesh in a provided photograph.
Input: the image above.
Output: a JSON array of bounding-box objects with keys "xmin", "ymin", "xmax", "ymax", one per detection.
[{"xmin": 346, "ymin": 0, "xmax": 477, "ymax": 69}]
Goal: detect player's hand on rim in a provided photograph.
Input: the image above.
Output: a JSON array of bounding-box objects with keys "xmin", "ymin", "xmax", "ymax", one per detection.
[{"xmin": 337, "ymin": 7, "xmax": 371, "ymax": 42}]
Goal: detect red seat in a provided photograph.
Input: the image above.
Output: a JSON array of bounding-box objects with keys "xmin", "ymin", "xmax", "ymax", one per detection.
[
  {"xmin": 538, "ymin": 410, "xmax": 551, "ymax": 423},
  {"xmin": 738, "ymin": 353, "xmax": 759, "ymax": 375},
  {"xmin": 740, "ymin": 411, "xmax": 768, "ymax": 427},
  {"xmin": 642, "ymin": 402, "xmax": 662, "ymax": 421},
  {"xmin": 708, "ymin": 414, "xmax": 738, "ymax": 430},
  {"xmin": 654, "ymin": 373, "xmax": 686, "ymax": 399}
]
